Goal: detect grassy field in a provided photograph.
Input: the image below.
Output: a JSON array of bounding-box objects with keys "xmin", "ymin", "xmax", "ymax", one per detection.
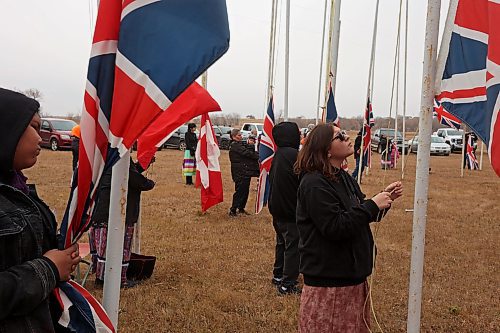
[{"xmin": 25, "ymin": 144, "xmax": 499, "ymax": 333}]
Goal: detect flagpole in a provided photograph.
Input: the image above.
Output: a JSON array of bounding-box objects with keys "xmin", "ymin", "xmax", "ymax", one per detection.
[
  {"xmin": 103, "ymin": 151, "xmax": 130, "ymax": 328},
  {"xmin": 202, "ymin": 71, "xmax": 208, "ymax": 89},
  {"xmin": 407, "ymin": 0, "xmax": 441, "ymax": 331},
  {"xmin": 284, "ymin": 0, "xmax": 290, "ymax": 121},
  {"xmin": 479, "ymin": 141, "xmax": 484, "ymax": 170},
  {"xmin": 267, "ymin": 0, "xmax": 278, "ymax": 111},
  {"xmin": 394, "ymin": 0, "xmax": 403, "ymax": 170},
  {"xmin": 323, "ymin": 0, "xmax": 335, "ymax": 113},
  {"xmin": 461, "ymin": 125, "xmax": 466, "ymax": 177},
  {"xmin": 315, "ymin": 0, "xmax": 328, "ymax": 125},
  {"xmin": 330, "ymin": 0, "xmax": 341, "ymax": 93},
  {"xmin": 357, "ymin": 0, "xmax": 380, "ymax": 184},
  {"xmin": 132, "ymin": 208, "xmax": 141, "ymax": 254},
  {"xmin": 401, "ymin": 0, "xmax": 409, "ymax": 179}
]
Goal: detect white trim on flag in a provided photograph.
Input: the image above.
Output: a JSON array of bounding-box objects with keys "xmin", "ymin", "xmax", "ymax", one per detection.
[
  {"xmin": 115, "ymin": 50, "xmax": 172, "ymax": 111},
  {"xmin": 439, "ymin": 96, "xmax": 487, "ymax": 104},
  {"xmin": 121, "ymin": 0, "xmax": 161, "ymax": 21},
  {"xmin": 440, "ymin": 69, "xmax": 486, "ymax": 92},
  {"xmin": 453, "ymin": 24, "xmax": 489, "ymax": 44},
  {"xmin": 488, "ymin": 93, "xmax": 500, "ymax": 157},
  {"xmin": 90, "ymin": 40, "xmax": 118, "ymax": 58}
]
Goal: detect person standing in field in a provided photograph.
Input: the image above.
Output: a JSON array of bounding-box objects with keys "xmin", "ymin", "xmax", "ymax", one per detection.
[
  {"xmin": 268, "ymin": 122, "xmax": 301, "ymax": 295},
  {"xmin": 228, "ymin": 128, "xmax": 259, "ymax": 217},
  {"xmin": 0, "ymin": 88, "xmax": 80, "ymax": 332},
  {"xmin": 183, "ymin": 123, "xmax": 198, "ymax": 185},
  {"xmin": 295, "ymin": 123, "xmax": 403, "ymax": 333},
  {"xmin": 70, "ymin": 124, "xmax": 80, "ymax": 170}
]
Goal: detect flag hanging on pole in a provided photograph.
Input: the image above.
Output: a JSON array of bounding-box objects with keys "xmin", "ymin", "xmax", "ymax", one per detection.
[
  {"xmin": 465, "ymin": 134, "xmax": 479, "ymax": 170},
  {"xmin": 362, "ymin": 98, "xmax": 374, "ymax": 168},
  {"xmin": 137, "ymin": 82, "xmax": 222, "ymax": 170},
  {"xmin": 323, "ymin": 74, "xmax": 339, "ymax": 125},
  {"xmin": 195, "ymin": 113, "xmax": 224, "ymax": 211},
  {"xmin": 433, "ymin": 99, "xmax": 462, "ymax": 130},
  {"xmin": 435, "ymin": 0, "xmax": 499, "ymax": 176},
  {"xmin": 256, "ymin": 95, "xmax": 276, "ymax": 214},
  {"xmin": 58, "ymin": 0, "xmax": 230, "ymax": 330}
]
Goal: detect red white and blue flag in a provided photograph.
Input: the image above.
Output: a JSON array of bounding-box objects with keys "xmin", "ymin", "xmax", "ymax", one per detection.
[
  {"xmin": 195, "ymin": 113, "xmax": 224, "ymax": 211},
  {"xmin": 433, "ymin": 99, "xmax": 462, "ymax": 130},
  {"xmin": 362, "ymin": 98, "xmax": 374, "ymax": 168},
  {"xmin": 256, "ymin": 95, "xmax": 276, "ymax": 214},
  {"xmin": 465, "ymin": 134, "xmax": 479, "ymax": 170},
  {"xmin": 59, "ymin": 0, "xmax": 229, "ymax": 331},
  {"xmin": 323, "ymin": 74, "xmax": 339, "ymax": 125},
  {"xmin": 435, "ymin": 0, "xmax": 499, "ymax": 176}
]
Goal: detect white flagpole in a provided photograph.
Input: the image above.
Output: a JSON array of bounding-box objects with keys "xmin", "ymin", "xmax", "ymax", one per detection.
[
  {"xmin": 103, "ymin": 151, "xmax": 130, "ymax": 328},
  {"xmin": 316, "ymin": 0, "xmax": 328, "ymax": 125},
  {"xmin": 202, "ymin": 71, "xmax": 208, "ymax": 89},
  {"xmin": 461, "ymin": 126, "xmax": 466, "ymax": 176},
  {"xmin": 284, "ymin": 0, "xmax": 290, "ymax": 121},
  {"xmin": 331, "ymin": 0, "xmax": 342, "ymax": 93},
  {"xmin": 323, "ymin": 0, "xmax": 335, "ymax": 112},
  {"xmin": 267, "ymin": 0, "xmax": 278, "ymax": 109},
  {"xmin": 479, "ymin": 141, "xmax": 484, "ymax": 170},
  {"xmin": 407, "ymin": 0, "xmax": 441, "ymax": 331},
  {"xmin": 357, "ymin": 0, "xmax": 380, "ymax": 184},
  {"xmin": 402, "ymin": 0, "xmax": 409, "ymax": 179}
]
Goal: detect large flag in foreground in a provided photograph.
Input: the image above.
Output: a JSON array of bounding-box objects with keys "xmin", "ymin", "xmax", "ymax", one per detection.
[
  {"xmin": 433, "ymin": 99, "xmax": 462, "ymax": 130},
  {"xmin": 58, "ymin": 0, "xmax": 230, "ymax": 331},
  {"xmin": 137, "ymin": 82, "xmax": 222, "ymax": 169},
  {"xmin": 195, "ymin": 113, "xmax": 224, "ymax": 211},
  {"xmin": 362, "ymin": 98, "xmax": 374, "ymax": 168},
  {"xmin": 323, "ymin": 75, "xmax": 339, "ymax": 125},
  {"xmin": 256, "ymin": 96, "xmax": 276, "ymax": 214},
  {"xmin": 435, "ymin": 0, "xmax": 499, "ymax": 176}
]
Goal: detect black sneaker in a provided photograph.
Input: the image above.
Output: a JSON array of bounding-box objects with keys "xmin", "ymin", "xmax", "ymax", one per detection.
[
  {"xmin": 272, "ymin": 277, "xmax": 283, "ymax": 286},
  {"xmin": 277, "ymin": 284, "xmax": 301, "ymax": 295},
  {"xmin": 229, "ymin": 209, "xmax": 238, "ymax": 217},
  {"xmin": 238, "ymin": 209, "xmax": 251, "ymax": 216}
]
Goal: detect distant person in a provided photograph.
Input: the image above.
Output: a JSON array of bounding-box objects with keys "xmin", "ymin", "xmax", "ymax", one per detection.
[
  {"xmin": 183, "ymin": 123, "xmax": 197, "ymax": 185},
  {"xmin": 351, "ymin": 129, "xmax": 365, "ymax": 182},
  {"xmin": 0, "ymin": 88, "xmax": 80, "ymax": 331},
  {"xmin": 268, "ymin": 122, "xmax": 301, "ymax": 295},
  {"xmin": 228, "ymin": 129, "xmax": 259, "ymax": 216},
  {"xmin": 89, "ymin": 158, "xmax": 155, "ymax": 288},
  {"xmin": 295, "ymin": 123, "xmax": 403, "ymax": 332},
  {"xmin": 71, "ymin": 124, "xmax": 80, "ymax": 170},
  {"xmin": 246, "ymin": 135, "xmax": 260, "ymax": 178}
]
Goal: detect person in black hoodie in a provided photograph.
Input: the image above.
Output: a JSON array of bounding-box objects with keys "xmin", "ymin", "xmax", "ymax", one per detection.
[
  {"xmin": 228, "ymin": 128, "xmax": 259, "ymax": 216},
  {"xmin": 351, "ymin": 129, "xmax": 366, "ymax": 182},
  {"xmin": 0, "ymin": 88, "xmax": 80, "ymax": 332},
  {"xmin": 295, "ymin": 124, "xmax": 402, "ymax": 332},
  {"xmin": 183, "ymin": 123, "xmax": 198, "ymax": 185},
  {"xmin": 268, "ymin": 122, "xmax": 301, "ymax": 295}
]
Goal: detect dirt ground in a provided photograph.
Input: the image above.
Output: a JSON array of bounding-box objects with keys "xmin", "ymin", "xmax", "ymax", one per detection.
[{"xmin": 25, "ymin": 143, "xmax": 499, "ymax": 333}]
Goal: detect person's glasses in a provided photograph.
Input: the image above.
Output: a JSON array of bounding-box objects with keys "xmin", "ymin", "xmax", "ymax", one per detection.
[{"xmin": 332, "ymin": 130, "xmax": 348, "ymax": 142}]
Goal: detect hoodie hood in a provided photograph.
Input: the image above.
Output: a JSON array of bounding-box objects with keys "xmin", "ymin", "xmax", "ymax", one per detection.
[
  {"xmin": 272, "ymin": 121, "xmax": 300, "ymax": 149},
  {"xmin": 0, "ymin": 88, "xmax": 40, "ymax": 175}
]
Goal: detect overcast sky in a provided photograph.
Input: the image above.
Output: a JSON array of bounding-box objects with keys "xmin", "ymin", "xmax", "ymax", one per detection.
[{"xmin": 0, "ymin": 0, "xmax": 450, "ymax": 120}]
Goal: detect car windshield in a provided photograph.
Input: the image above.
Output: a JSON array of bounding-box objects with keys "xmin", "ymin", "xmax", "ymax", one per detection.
[
  {"xmin": 446, "ymin": 130, "xmax": 462, "ymax": 136},
  {"xmin": 50, "ymin": 120, "xmax": 77, "ymax": 131},
  {"xmin": 431, "ymin": 136, "xmax": 445, "ymax": 143},
  {"xmin": 178, "ymin": 126, "xmax": 188, "ymax": 133},
  {"xmin": 380, "ymin": 129, "xmax": 403, "ymax": 138},
  {"xmin": 221, "ymin": 127, "xmax": 232, "ymax": 133},
  {"xmin": 256, "ymin": 124, "xmax": 263, "ymax": 131}
]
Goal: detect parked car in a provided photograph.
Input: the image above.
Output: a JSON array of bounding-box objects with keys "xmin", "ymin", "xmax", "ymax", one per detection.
[
  {"xmin": 218, "ymin": 126, "xmax": 233, "ymax": 150},
  {"xmin": 40, "ymin": 118, "xmax": 78, "ymax": 151},
  {"xmin": 435, "ymin": 128, "xmax": 463, "ymax": 152},
  {"xmin": 240, "ymin": 122, "xmax": 263, "ymax": 140},
  {"xmin": 212, "ymin": 125, "xmax": 222, "ymax": 146},
  {"xmin": 408, "ymin": 135, "xmax": 451, "ymax": 155},
  {"xmin": 371, "ymin": 128, "xmax": 409, "ymax": 154},
  {"xmin": 163, "ymin": 125, "xmax": 189, "ymax": 150}
]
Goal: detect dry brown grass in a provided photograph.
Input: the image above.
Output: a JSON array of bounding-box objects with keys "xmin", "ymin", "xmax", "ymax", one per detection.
[{"xmin": 25, "ymin": 142, "xmax": 499, "ymax": 333}]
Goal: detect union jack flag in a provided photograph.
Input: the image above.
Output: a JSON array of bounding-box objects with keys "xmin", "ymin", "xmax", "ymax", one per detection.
[
  {"xmin": 435, "ymin": 0, "xmax": 499, "ymax": 176},
  {"xmin": 59, "ymin": 0, "xmax": 229, "ymax": 331},
  {"xmin": 433, "ymin": 99, "xmax": 462, "ymax": 130},
  {"xmin": 362, "ymin": 98, "xmax": 374, "ymax": 167},
  {"xmin": 465, "ymin": 134, "xmax": 479, "ymax": 170},
  {"xmin": 323, "ymin": 74, "xmax": 339, "ymax": 125},
  {"xmin": 255, "ymin": 95, "xmax": 276, "ymax": 214}
]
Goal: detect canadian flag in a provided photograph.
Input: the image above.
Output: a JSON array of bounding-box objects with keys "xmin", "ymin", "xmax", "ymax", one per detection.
[{"xmin": 195, "ymin": 113, "xmax": 223, "ymax": 211}]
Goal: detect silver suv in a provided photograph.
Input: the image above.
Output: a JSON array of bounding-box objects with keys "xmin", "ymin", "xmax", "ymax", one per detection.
[{"xmin": 435, "ymin": 128, "xmax": 463, "ymax": 152}]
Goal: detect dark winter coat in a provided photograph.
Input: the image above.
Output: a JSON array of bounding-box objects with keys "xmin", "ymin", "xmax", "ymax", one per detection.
[
  {"xmin": 185, "ymin": 131, "xmax": 198, "ymax": 157},
  {"xmin": 229, "ymin": 141, "xmax": 259, "ymax": 182},
  {"xmin": 296, "ymin": 169, "xmax": 388, "ymax": 287},
  {"xmin": 268, "ymin": 122, "xmax": 300, "ymax": 221},
  {"xmin": 92, "ymin": 159, "xmax": 155, "ymax": 226},
  {"xmin": 71, "ymin": 137, "xmax": 79, "ymax": 170}
]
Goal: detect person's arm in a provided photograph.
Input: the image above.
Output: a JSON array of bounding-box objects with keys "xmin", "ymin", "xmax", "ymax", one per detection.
[
  {"xmin": 235, "ymin": 142, "xmax": 259, "ymax": 160},
  {"xmin": 129, "ymin": 165, "xmax": 155, "ymax": 192}
]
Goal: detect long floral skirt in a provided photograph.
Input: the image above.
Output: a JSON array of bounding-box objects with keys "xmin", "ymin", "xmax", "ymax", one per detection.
[
  {"xmin": 299, "ymin": 281, "xmax": 370, "ymax": 333},
  {"xmin": 88, "ymin": 225, "xmax": 135, "ymax": 283}
]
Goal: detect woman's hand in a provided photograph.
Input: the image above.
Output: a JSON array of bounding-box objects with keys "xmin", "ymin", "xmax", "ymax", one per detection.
[
  {"xmin": 372, "ymin": 192, "xmax": 393, "ymax": 210},
  {"xmin": 43, "ymin": 244, "xmax": 81, "ymax": 281},
  {"xmin": 384, "ymin": 181, "xmax": 403, "ymax": 200}
]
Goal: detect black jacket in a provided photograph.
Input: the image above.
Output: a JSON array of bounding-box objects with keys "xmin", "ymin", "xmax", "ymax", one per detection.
[
  {"xmin": 268, "ymin": 122, "xmax": 300, "ymax": 221},
  {"xmin": 0, "ymin": 183, "xmax": 61, "ymax": 332},
  {"xmin": 229, "ymin": 141, "xmax": 259, "ymax": 182},
  {"xmin": 92, "ymin": 159, "xmax": 155, "ymax": 226},
  {"xmin": 353, "ymin": 133, "xmax": 362, "ymax": 160},
  {"xmin": 296, "ymin": 170, "xmax": 387, "ymax": 287},
  {"xmin": 185, "ymin": 131, "xmax": 197, "ymax": 157}
]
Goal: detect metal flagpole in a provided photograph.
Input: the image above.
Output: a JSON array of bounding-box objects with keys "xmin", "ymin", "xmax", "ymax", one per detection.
[
  {"xmin": 267, "ymin": 0, "xmax": 278, "ymax": 110},
  {"xmin": 357, "ymin": 0, "xmax": 380, "ymax": 184},
  {"xmin": 103, "ymin": 151, "xmax": 130, "ymax": 328},
  {"xmin": 323, "ymin": 0, "xmax": 335, "ymax": 113},
  {"xmin": 331, "ymin": 0, "xmax": 342, "ymax": 93},
  {"xmin": 315, "ymin": 0, "xmax": 328, "ymax": 125},
  {"xmin": 202, "ymin": 71, "xmax": 208, "ymax": 89},
  {"xmin": 479, "ymin": 141, "xmax": 484, "ymax": 170},
  {"xmin": 402, "ymin": 0, "xmax": 409, "ymax": 179},
  {"xmin": 284, "ymin": 0, "xmax": 290, "ymax": 121},
  {"xmin": 461, "ymin": 125, "xmax": 466, "ymax": 177},
  {"xmin": 407, "ymin": 0, "xmax": 441, "ymax": 331}
]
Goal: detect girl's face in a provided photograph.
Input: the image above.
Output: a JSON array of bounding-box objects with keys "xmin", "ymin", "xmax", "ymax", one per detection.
[
  {"xmin": 12, "ymin": 113, "xmax": 42, "ymax": 171},
  {"xmin": 328, "ymin": 126, "xmax": 354, "ymax": 163}
]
